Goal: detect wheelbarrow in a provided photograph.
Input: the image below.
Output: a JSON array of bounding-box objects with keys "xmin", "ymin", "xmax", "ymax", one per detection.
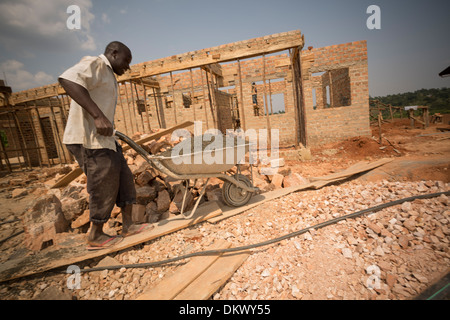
[{"xmin": 115, "ymin": 131, "xmax": 260, "ymax": 219}]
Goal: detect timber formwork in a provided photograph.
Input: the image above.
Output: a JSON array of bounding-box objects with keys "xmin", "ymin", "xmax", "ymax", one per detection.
[{"xmin": 1, "ymin": 30, "xmax": 306, "ymax": 171}]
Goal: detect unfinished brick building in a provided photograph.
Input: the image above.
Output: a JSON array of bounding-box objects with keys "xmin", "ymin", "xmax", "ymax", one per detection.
[{"xmin": 0, "ymin": 30, "xmax": 369, "ymax": 171}]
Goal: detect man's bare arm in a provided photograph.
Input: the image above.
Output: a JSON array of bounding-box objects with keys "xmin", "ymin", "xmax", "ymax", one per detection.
[{"xmin": 58, "ymin": 78, "xmax": 113, "ymax": 136}]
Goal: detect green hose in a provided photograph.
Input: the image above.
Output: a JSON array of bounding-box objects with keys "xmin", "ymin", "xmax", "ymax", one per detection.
[{"xmin": 426, "ymin": 283, "xmax": 450, "ymax": 300}]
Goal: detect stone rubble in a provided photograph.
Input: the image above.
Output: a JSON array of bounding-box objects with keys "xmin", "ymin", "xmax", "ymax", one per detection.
[
  {"xmin": 11, "ymin": 129, "xmax": 312, "ymax": 253},
  {"xmin": 0, "ymin": 178, "xmax": 448, "ymax": 300}
]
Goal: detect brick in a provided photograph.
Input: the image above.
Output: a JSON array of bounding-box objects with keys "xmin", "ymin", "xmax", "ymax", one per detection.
[
  {"xmin": 22, "ymin": 194, "xmax": 70, "ymax": 251},
  {"xmin": 136, "ymin": 185, "xmax": 157, "ymax": 204},
  {"xmin": 156, "ymin": 189, "xmax": 171, "ymax": 213},
  {"xmin": 136, "ymin": 169, "xmax": 157, "ymax": 186},
  {"xmin": 282, "ymin": 172, "xmax": 309, "ymax": 188},
  {"xmin": 131, "ymin": 204, "xmax": 147, "ymax": 223},
  {"xmin": 71, "ymin": 209, "xmax": 90, "ymax": 229},
  {"xmin": 270, "ymin": 173, "xmax": 284, "ymax": 189}
]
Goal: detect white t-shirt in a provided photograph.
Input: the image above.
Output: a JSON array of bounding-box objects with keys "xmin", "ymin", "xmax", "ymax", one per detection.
[{"xmin": 60, "ymin": 54, "xmax": 118, "ymax": 151}]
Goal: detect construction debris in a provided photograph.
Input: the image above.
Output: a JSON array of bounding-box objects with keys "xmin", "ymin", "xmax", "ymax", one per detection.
[
  {"xmin": 0, "ymin": 117, "xmax": 448, "ymax": 300},
  {"xmin": 18, "ymin": 128, "xmax": 357, "ymax": 253},
  {"xmin": 1, "ymin": 178, "xmax": 447, "ymax": 300},
  {"xmin": 0, "ymin": 156, "xmax": 393, "ymax": 283}
]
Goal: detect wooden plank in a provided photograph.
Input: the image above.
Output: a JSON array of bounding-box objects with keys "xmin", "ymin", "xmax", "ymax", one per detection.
[
  {"xmin": 173, "ymin": 249, "xmax": 250, "ymax": 300},
  {"xmin": 209, "ymin": 185, "xmax": 312, "ymax": 223},
  {"xmin": 117, "ymin": 30, "xmax": 303, "ymax": 82},
  {"xmin": 209, "ymin": 158, "xmax": 394, "ymax": 223},
  {"xmin": 237, "ymin": 59, "xmax": 246, "ymax": 131},
  {"xmin": 201, "ymin": 64, "xmax": 223, "ymax": 77},
  {"xmin": 136, "ymin": 239, "xmax": 232, "ymax": 300},
  {"xmin": 10, "ymin": 31, "xmax": 303, "ymax": 105},
  {"xmin": 51, "ymin": 167, "xmax": 84, "ymax": 188},
  {"xmin": 0, "ymin": 201, "xmax": 222, "ymax": 283},
  {"xmin": 10, "ymin": 83, "xmax": 65, "ymax": 105},
  {"xmin": 308, "ymin": 158, "xmax": 393, "ymax": 181},
  {"xmin": 50, "ymin": 121, "xmax": 194, "ymax": 188}
]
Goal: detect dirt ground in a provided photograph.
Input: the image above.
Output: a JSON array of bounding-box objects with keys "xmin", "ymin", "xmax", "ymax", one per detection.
[
  {"xmin": 0, "ymin": 118, "xmax": 449, "ymax": 300},
  {"xmin": 290, "ymin": 118, "xmax": 450, "ymax": 183}
]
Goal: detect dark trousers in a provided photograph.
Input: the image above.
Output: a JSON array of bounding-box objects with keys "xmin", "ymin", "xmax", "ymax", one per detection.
[{"xmin": 66, "ymin": 143, "xmax": 136, "ymax": 224}]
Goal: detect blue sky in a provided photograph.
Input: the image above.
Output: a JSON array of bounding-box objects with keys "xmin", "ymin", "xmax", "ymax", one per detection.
[{"xmin": 0, "ymin": 0, "xmax": 449, "ymax": 97}]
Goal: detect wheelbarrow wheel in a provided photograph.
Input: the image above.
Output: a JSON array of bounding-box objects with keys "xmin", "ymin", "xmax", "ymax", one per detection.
[{"xmin": 222, "ymin": 174, "xmax": 253, "ymax": 207}]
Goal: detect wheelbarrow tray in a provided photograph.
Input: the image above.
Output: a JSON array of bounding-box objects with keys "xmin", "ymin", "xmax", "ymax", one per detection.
[
  {"xmin": 154, "ymin": 137, "xmax": 251, "ymax": 175},
  {"xmin": 115, "ymin": 130, "xmax": 260, "ymax": 213}
]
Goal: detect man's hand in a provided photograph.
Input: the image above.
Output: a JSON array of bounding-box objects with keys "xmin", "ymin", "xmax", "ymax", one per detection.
[{"xmin": 94, "ymin": 113, "xmax": 114, "ymax": 136}]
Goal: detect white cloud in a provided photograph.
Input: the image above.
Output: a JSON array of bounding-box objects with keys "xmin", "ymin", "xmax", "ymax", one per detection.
[
  {"xmin": 81, "ymin": 34, "xmax": 96, "ymax": 51},
  {"xmin": 1, "ymin": 59, "xmax": 54, "ymax": 92},
  {"xmin": 0, "ymin": 0, "xmax": 96, "ymax": 53},
  {"xmin": 101, "ymin": 13, "xmax": 110, "ymax": 24}
]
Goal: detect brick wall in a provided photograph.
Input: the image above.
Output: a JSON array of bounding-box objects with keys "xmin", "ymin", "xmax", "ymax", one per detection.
[
  {"xmin": 113, "ymin": 41, "xmax": 369, "ymax": 148},
  {"xmin": 2, "ymin": 32, "xmax": 372, "ymax": 171},
  {"xmin": 301, "ymin": 40, "xmax": 370, "ymax": 146},
  {"xmin": 218, "ymin": 54, "xmax": 296, "ymax": 146}
]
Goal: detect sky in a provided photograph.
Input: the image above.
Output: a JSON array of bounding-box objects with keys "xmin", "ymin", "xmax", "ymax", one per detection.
[{"xmin": 0, "ymin": 0, "xmax": 449, "ymax": 97}]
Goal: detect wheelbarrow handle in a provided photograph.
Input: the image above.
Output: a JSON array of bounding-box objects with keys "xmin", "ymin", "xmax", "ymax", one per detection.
[{"xmin": 114, "ymin": 130, "xmax": 151, "ymax": 161}]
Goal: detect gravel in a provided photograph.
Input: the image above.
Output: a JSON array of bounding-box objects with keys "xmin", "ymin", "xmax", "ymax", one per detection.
[{"xmin": 0, "ymin": 179, "xmax": 449, "ymax": 300}]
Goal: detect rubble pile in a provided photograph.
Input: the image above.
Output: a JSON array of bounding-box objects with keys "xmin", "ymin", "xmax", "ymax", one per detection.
[
  {"xmin": 215, "ymin": 179, "xmax": 449, "ymax": 300},
  {"xmin": 12, "ymin": 129, "xmax": 311, "ymax": 253},
  {"xmin": 0, "ymin": 122, "xmax": 448, "ymax": 300},
  {"xmin": 0, "ymin": 178, "xmax": 448, "ymax": 300},
  {"xmin": 7, "ymin": 131, "xmax": 307, "ymax": 253}
]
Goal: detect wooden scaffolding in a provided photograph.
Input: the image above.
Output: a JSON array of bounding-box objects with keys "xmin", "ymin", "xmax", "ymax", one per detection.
[{"xmin": 1, "ymin": 30, "xmax": 305, "ymax": 172}]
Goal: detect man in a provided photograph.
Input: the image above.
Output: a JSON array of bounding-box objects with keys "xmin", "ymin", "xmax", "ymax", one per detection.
[
  {"xmin": 251, "ymin": 82, "xmax": 259, "ymax": 116},
  {"xmin": 59, "ymin": 41, "xmax": 151, "ymax": 250}
]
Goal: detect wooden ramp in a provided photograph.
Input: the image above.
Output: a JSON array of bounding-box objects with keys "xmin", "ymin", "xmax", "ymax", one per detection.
[
  {"xmin": 136, "ymin": 239, "xmax": 250, "ymax": 300},
  {"xmin": 0, "ymin": 201, "xmax": 221, "ymax": 283},
  {"xmin": 209, "ymin": 158, "xmax": 394, "ymax": 223}
]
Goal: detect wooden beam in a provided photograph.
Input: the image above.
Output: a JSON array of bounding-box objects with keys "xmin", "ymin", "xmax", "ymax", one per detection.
[
  {"xmin": 204, "ymin": 69, "xmax": 217, "ymax": 128},
  {"xmin": 200, "ymin": 69, "xmax": 209, "ymax": 130},
  {"xmin": 189, "ymin": 69, "xmax": 197, "ymax": 121},
  {"xmin": 12, "ymin": 112, "xmax": 32, "ymax": 169},
  {"xmin": 0, "ymin": 201, "xmax": 222, "ymax": 283},
  {"xmin": 151, "ymin": 87, "xmax": 162, "ymax": 128},
  {"xmin": 237, "ymin": 59, "xmax": 246, "ymax": 131},
  {"xmin": 130, "ymin": 77, "xmax": 160, "ymax": 88},
  {"xmin": 208, "ymin": 158, "xmax": 394, "ymax": 223},
  {"xmin": 170, "ymin": 72, "xmax": 178, "ymax": 125},
  {"xmin": 117, "ymin": 30, "xmax": 303, "ymax": 81},
  {"xmin": 173, "ymin": 249, "xmax": 250, "ymax": 300},
  {"xmin": 9, "ymin": 31, "xmax": 303, "ymax": 106},
  {"xmin": 10, "ymin": 83, "xmax": 65, "ymax": 105},
  {"xmin": 200, "ymin": 63, "xmax": 222, "ymax": 77},
  {"xmin": 136, "ymin": 239, "xmax": 231, "ymax": 300},
  {"xmin": 262, "ymin": 54, "xmax": 272, "ymax": 148},
  {"xmin": 139, "ymin": 80, "xmax": 152, "ymax": 132}
]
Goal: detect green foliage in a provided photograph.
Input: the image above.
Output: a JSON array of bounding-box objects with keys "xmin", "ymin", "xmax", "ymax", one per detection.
[
  {"xmin": 370, "ymin": 87, "xmax": 450, "ymax": 115},
  {"xmin": 0, "ymin": 130, "xmax": 8, "ymax": 148}
]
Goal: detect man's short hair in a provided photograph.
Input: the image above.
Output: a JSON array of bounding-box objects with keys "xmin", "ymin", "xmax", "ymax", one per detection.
[{"xmin": 104, "ymin": 41, "xmax": 130, "ymax": 55}]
